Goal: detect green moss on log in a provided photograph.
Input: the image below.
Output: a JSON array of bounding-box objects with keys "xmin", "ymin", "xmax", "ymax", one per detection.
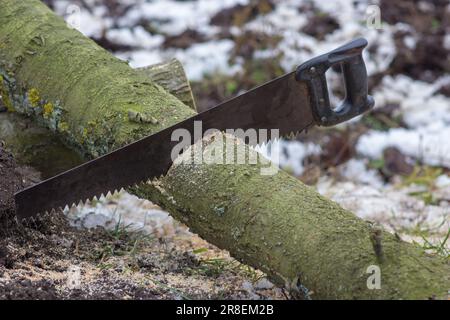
[
  {"xmin": 0, "ymin": 58, "xmax": 196, "ymax": 179},
  {"xmin": 0, "ymin": 0, "xmax": 195, "ymax": 158}
]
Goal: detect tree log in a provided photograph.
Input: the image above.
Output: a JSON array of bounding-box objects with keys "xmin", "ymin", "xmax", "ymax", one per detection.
[
  {"xmin": 0, "ymin": 0, "xmax": 196, "ymax": 159},
  {"xmin": 0, "ymin": 58, "xmax": 195, "ymax": 179},
  {"xmin": 0, "ymin": 0, "xmax": 449, "ymax": 299},
  {"xmin": 137, "ymin": 59, "xmax": 196, "ymax": 111}
]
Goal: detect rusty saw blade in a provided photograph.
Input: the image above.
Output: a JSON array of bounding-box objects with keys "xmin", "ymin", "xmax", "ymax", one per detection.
[{"xmin": 14, "ymin": 38, "xmax": 374, "ymax": 219}]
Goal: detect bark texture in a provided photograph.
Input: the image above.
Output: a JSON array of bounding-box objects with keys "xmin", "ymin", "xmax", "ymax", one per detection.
[
  {"xmin": 0, "ymin": 58, "xmax": 194, "ymax": 178},
  {"xmin": 0, "ymin": 0, "xmax": 449, "ymax": 299},
  {"xmin": 137, "ymin": 59, "xmax": 196, "ymax": 111},
  {"xmin": 0, "ymin": 0, "xmax": 196, "ymax": 159}
]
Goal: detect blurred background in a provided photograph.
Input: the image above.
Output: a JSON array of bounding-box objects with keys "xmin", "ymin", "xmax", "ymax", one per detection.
[{"xmin": 42, "ymin": 0, "xmax": 449, "ymax": 257}]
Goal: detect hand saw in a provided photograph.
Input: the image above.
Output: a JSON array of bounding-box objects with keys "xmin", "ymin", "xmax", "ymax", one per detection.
[{"xmin": 14, "ymin": 38, "xmax": 374, "ymax": 219}]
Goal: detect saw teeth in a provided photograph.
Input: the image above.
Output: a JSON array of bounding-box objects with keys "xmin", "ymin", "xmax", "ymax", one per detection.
[
  {"xmin": 20, "ymin": 184, "xmax": 132, "ymax": 221},
  {"xmin": 280, "ymin": 128, "xmax": 305, "ymax": 140},
  {"xmin": 40, "ymin": 181, "xmax": 148, "ymax": 218},
  {"xmin": 20, "ymin": 208, "xmax": 55, "ymax": 225}
]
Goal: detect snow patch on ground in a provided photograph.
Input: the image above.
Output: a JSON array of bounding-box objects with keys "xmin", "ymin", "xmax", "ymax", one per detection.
[
  {"xmin": 246, "ymin": 0, "xmax": 396, "ymax": 76},
  {"xmin": 339, "ymin": 159, "xmax": 384, "ymax": 188},
  {"xmin": 118, "ymin": 0, "xmax": 249, "ymax": 36},
  {"xmin": 117, "ymin": 40, "xmax": 241, "ymax": 80},
  {"xmin": 257, "ymin": 140, "xmax": 321, "ymax": 176},
  {"xmin": 357, "ymin": 123, "xmax": 450, "ymax": 168},
  {"xmin": 373, "ymin": 75, "xmax": 450, "ymax": 128},
  {"xmin": 106, "ymin": 26, "xmax": 165, "ymax": 49},
  {"xmin": 317, "ymin": 178, "xmax": 449, "ymax": 248},
  {"xmin": 53, "ymin": 0, "xmax": 113, "ymax": 38},
  {"xmin": 172, "ymin": 40, "xmax": 242, "ymax": 81},
  {"xmin": 66, "ymin": 192, "xmax": 186, "ymax": 238}
]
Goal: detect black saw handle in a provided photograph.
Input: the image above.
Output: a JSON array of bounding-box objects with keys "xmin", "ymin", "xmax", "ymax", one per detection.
[{"xmin": 296, "ymin": 38, "xmax": 374, "ymax": 126}]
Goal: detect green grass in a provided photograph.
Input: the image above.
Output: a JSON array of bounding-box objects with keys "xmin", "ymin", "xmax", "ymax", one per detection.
[
  {"xmin": 362, "ymin": 113, "xmax": 402, "ymax": 131},
  {"xmin": 407, "ymin": 190, "xmax": 439, "ymax": 205},
  {"xmin": 368, "ymin": 158, "xmax": 385, "ymax": 170},
  {"xmin": 415, "ymin": 227, "xmax": 450, "ymax": 260},
  {"xmin": 402, "ymin": 166, "xmax": 443, "ymax": 188},
  {"xmin": 402, "ymin": 166, "xmax": 444, "ymax": 205},
  {"xmin": 388, "ymin": 209, "xmax": 449, "ymax": 260},
  {"xmin": 95, "ymin": 216, "xmax": 153, "ymax": 264}
]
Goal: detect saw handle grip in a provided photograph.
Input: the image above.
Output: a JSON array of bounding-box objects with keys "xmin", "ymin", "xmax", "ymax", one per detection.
[{"xmin": 296, "ymin": 38, "xmax": 374, "ymax": 126}]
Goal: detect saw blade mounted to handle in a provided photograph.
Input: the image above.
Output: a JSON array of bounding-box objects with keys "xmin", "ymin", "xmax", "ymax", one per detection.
[
  {"xmin": 14, "ymin": 38, "xmax": 374, "ymax": 220},
  {"xmin": 296, "ymin": 38, "xmax": 374, "ymax": 126}
]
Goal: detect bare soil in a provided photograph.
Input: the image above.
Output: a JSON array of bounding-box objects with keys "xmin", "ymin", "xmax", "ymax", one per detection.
[{"xmin": 0, "ymin": 142, "xmax": 24, "ymax": 216}]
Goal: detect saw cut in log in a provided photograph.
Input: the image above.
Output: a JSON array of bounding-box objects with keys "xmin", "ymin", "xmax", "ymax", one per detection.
[{"xmin": 0, "ymin": 0, "xmax": 449, "ymax": 299}]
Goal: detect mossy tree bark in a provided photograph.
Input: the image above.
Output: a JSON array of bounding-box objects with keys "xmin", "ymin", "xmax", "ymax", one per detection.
[
  {"xmin": 0, "ymin": 0, "xmax": 449, "ymax": 299},
  {"xmin": 0, "ymin": 58, "xmax": 195, "ymax": 179},
  {"xmin": 0, "ymin": 0, "xmax": 196, "ymax": 159}
]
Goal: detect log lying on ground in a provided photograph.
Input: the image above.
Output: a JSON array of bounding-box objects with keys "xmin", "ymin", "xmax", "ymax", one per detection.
[
  {"xmin": 0, "ymin": 0, "xmax": 449, "ymax": 299},
  {"xmin": 0, "ymin": 0, "xmax": 196, "ymax": 159},
  {"xmin": 0, "ymin": 59, "xmax": 195, "ymax": 179}
]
